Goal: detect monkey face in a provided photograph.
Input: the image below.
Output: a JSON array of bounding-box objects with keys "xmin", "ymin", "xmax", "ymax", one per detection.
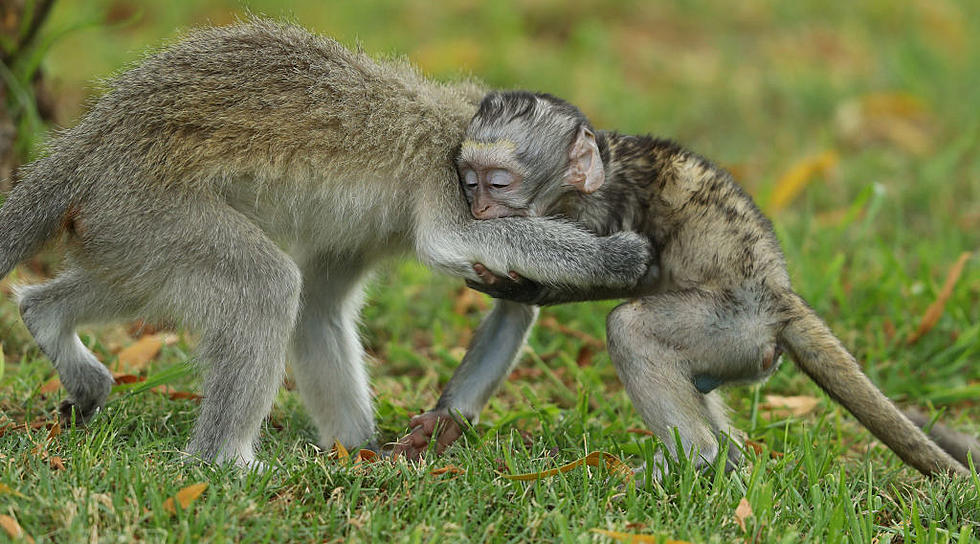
[
  {"xmin": 459, "ymin": 91, "xmax": 607, "ymax": 221},
  {"xmin": 457, "ymin": 142, "xmax": 532, "ymax": 219}
]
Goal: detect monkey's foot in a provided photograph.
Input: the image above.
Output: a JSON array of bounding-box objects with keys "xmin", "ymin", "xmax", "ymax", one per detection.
[
  {"xmin": 392, "ymin": 410, "xmax": 464, "ymax": 461},
  {"xmin": 58, "ymin": 399, "xmax": 102, "ymax": 427}
]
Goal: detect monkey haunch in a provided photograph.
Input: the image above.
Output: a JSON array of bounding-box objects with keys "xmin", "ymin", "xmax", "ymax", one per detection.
[
  {"xmin": 407, "ymin": 91, "xmax": 978, "ymax": 478},
  {"xmin": 0, "ymin": 23, "xmax": 655, "ymax": 467}
]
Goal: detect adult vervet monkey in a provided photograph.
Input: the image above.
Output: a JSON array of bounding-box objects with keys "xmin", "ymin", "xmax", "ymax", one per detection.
[{"xmin": 0, "ymin": 21, "xmax": 653, "ymax": 467}]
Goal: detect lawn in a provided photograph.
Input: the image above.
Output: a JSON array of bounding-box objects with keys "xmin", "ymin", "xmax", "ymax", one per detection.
[{"xmin": 1, "ymin": 1, "xmax": 978, "ymax": 542}]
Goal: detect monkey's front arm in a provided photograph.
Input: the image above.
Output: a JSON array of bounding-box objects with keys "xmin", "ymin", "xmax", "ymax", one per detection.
[{"xmin": 394, "ymin": 300, "xmax": 537, "ymax": 459}]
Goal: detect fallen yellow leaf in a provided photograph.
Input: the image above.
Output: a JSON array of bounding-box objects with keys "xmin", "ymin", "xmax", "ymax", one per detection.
[
  {"xmin": 734, "ymin": 497, "xmax": 753, "ymax": 532},
  {"xmin": 333, "ymin": 439, "xmax": 350, "ymax": 466},
  {"xmin": 116, "ymin": 334, "xmax": 165, "ymax": 372},
  {"xmin": 907, "ymin": 251, "xmax": 972, "ymax": 345},
  {"xmin": 430, "ymin": 465, "xmax": 465, "ymax": 477},
  {"xmin": 591, "ymin": 529, "xmax": 691, "ymax": 543},
  {"xmin": 760, "ymin": 395, "xmax": 820, "ymax": 418},
  {"xmin": 768, "ymin": 151, "xmax": 838, "ymax": 213},
  {"xmin": 503, "ymin": 451, "xmax": 632, "ymax": 481},
  {"xmin": 0, "ymin": 514, "xmax": 33, "ymax": 543},
  {"xmin": 163, "ymin": 482, "xmax": 208, "ymax": 514},
  {"xmin": 0, "ymin": 483, "xmax": 25, "ymax": 497}
]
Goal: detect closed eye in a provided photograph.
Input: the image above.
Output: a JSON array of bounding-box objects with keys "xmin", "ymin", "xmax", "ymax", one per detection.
[
  {"xmin": 462, "ymin": 169, "xmax": 478, "ymax": 187},
  {"xmin": 489, "ymin": 169, "xmax": 513, "ymax": 188}
]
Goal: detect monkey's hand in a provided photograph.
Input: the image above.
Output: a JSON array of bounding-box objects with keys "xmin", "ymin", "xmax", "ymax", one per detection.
[
  {"xmin": 392, "ymin": 409, "xmax": 467, "ymax": 461},
  {"xmin": 466, "ymin": 263, "xmax": 550, "ymax": 305},
  {"xmin": 600, "ymin": 231, "xmax": 654, "ymax": 288}
]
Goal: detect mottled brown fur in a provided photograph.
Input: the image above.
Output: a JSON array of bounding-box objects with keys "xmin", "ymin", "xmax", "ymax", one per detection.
[{"xmin": 453, "ymin": 91, "xmax": 975, "ymax": 478}]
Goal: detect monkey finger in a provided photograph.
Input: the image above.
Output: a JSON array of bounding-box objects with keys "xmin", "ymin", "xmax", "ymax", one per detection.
[{"xmin": 472, "ymin": 263, "xmax": 498, "ymax": 285}]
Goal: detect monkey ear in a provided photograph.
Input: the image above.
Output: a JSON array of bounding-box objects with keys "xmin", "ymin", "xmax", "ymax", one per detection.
[{"xmin": 565, "ymin": 126, "xmax": 605, "ymax": 194}]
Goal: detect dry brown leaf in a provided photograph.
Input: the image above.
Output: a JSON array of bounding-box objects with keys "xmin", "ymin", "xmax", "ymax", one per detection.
[
  {"xmin": 907, "ymin": 252, "xmax": 972, "ymax": 345},
  {"xmin": 430, "ymin": 465, "xmax": 465, "ymax": 477},
  {"xmin": 0, "ymin": 514, "xmax": 33, "ymax": 543},
  {"xmin": 112, "ymin": 374, "xmax": 145, "ymax": 385},
  {"xmin": 354, "ymin": 449, "xmax": 379, "ymax": 464},
  {"xmin": 46, "ymin": 421, "xmax": 60, "ymax": 441},
  {"xmin": 575, "ymin": 345, "xmax": 595, "ymax": 367},
  {"xmin": 734, "ymin": 497, "xmax": 753, "ymax": 532},
  {"xmin": 151, "ymin": 386, "xmax": 202, "ymax": 401},
  {"xmin": 744, "ymin": 439, "xmax": 784, "ymax": 458},
  {"xmin": 760, "ymin": 395, "xmax": 820, "ymax": 418},
  {"xmin": 591, "ymin": 529, "xmax": 691, "ymax": 543},
  {"xmin": 116, "ymin": 334, "xmax": 165, "ymax": 371},
  {"xmin": 38, "ymin": 377, "xmax": 61, "ymax": 396},
  {"xmin": 163, "ymin": 482, "xmax": 208, "ymax": 514},
  {"xmin": 626, "ymin": 428, "xmax": 656, "ymax": 436},
  {"xmin": 768, "ymin": 151, "xmax": 838, "ymax": 213},
  {"xmin": 49, "ymin": 456, "xmax": 65, "ymax": 471},
  {"xmin": 503, "ymin": 451, "xmax": 632, "ymax": 481}
]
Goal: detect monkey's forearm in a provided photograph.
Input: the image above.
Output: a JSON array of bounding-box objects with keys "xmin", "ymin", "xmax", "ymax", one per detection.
[
  {"xmin": 467, "ymin": 259, "xmax": 660, "ymax": 305},
  {"xmin": 418, "ymin": 216, "xmax": 650, "ymax": 289},
  {"xmin": 434, "ymin": 300, "xmax": 538, "ymax": 420}
]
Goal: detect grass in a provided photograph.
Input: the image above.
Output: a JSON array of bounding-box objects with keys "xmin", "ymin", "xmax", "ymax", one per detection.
[{"xmin": 1, "ymin": 0, "xmax": 979, "ymax": 542}]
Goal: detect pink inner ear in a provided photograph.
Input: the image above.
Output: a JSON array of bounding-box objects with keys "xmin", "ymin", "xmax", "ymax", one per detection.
[{"xmin": 566, "ymin": 127, "xmax": 605, "ymax": 194}]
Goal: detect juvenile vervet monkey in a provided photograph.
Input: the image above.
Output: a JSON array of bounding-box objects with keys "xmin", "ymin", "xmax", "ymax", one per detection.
[
  {"xmin": 402, "ymin": 91, "xmax": 978, "ymax": 478},
  {"xmin": 0, "ymin": 21, "xmax": 656, "ymax": 467}
]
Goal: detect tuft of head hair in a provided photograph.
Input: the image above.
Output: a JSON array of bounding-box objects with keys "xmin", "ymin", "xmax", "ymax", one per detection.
[{"xmin": 464, "ymin": 91, "xmax": 597, "ymax": 181}]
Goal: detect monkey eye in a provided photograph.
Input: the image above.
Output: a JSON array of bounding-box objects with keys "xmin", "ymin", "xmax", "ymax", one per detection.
[
  {"xmin": 488, "ymin": 169, "xmax": 514, "ymax": 189},
  {"xmin": 462, "ymin": 169, "xmax": 478, "ymax": 188}
]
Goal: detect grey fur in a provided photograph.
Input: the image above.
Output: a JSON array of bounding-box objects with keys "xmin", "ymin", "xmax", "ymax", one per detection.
[
  {"xmin": 0, "ymin": 20, "xmax": 653, "ymax": 467},
  {"xmin": 451, "ymin": 91, "xmax": 975, "ymax": 478}
]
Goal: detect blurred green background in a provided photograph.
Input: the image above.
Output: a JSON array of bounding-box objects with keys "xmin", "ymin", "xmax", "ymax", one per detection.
[{"xmin": 1, "ymin": 1, "xmax": 979, "ymax": 541}]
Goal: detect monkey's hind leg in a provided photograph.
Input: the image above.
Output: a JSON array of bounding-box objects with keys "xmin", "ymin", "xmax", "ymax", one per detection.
[
  {"xmin": 146, "ymin": 204, "xmax": 303, "ymax": 468},
  {"xmin": 16, "ymin": 268, "xmax": 136, "ymax": 424},
  {"xmin": 290, "ymin": 257, "xmax": 375, "ymax": 451},
  {"xmin": 607, "ymin": 291, "xmax": 768, "ymax": 476}
]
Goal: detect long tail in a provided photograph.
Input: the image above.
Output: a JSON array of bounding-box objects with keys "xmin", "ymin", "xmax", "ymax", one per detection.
[
  {"xmin": 905, "ymin": 409, "xmax": 980, "ymax": 471},
  {"xmin": 0, "ymin": 159, "xmax": 73, "ymax": 279},
  {"xmin": 777, "ymin": 292, "xmax": 971, "ymax": 477}
]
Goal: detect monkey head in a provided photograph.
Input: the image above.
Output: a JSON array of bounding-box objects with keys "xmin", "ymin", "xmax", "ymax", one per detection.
[{"xmin": 457, "ymin": 91, "xmax": 606, "ymax": 219}]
